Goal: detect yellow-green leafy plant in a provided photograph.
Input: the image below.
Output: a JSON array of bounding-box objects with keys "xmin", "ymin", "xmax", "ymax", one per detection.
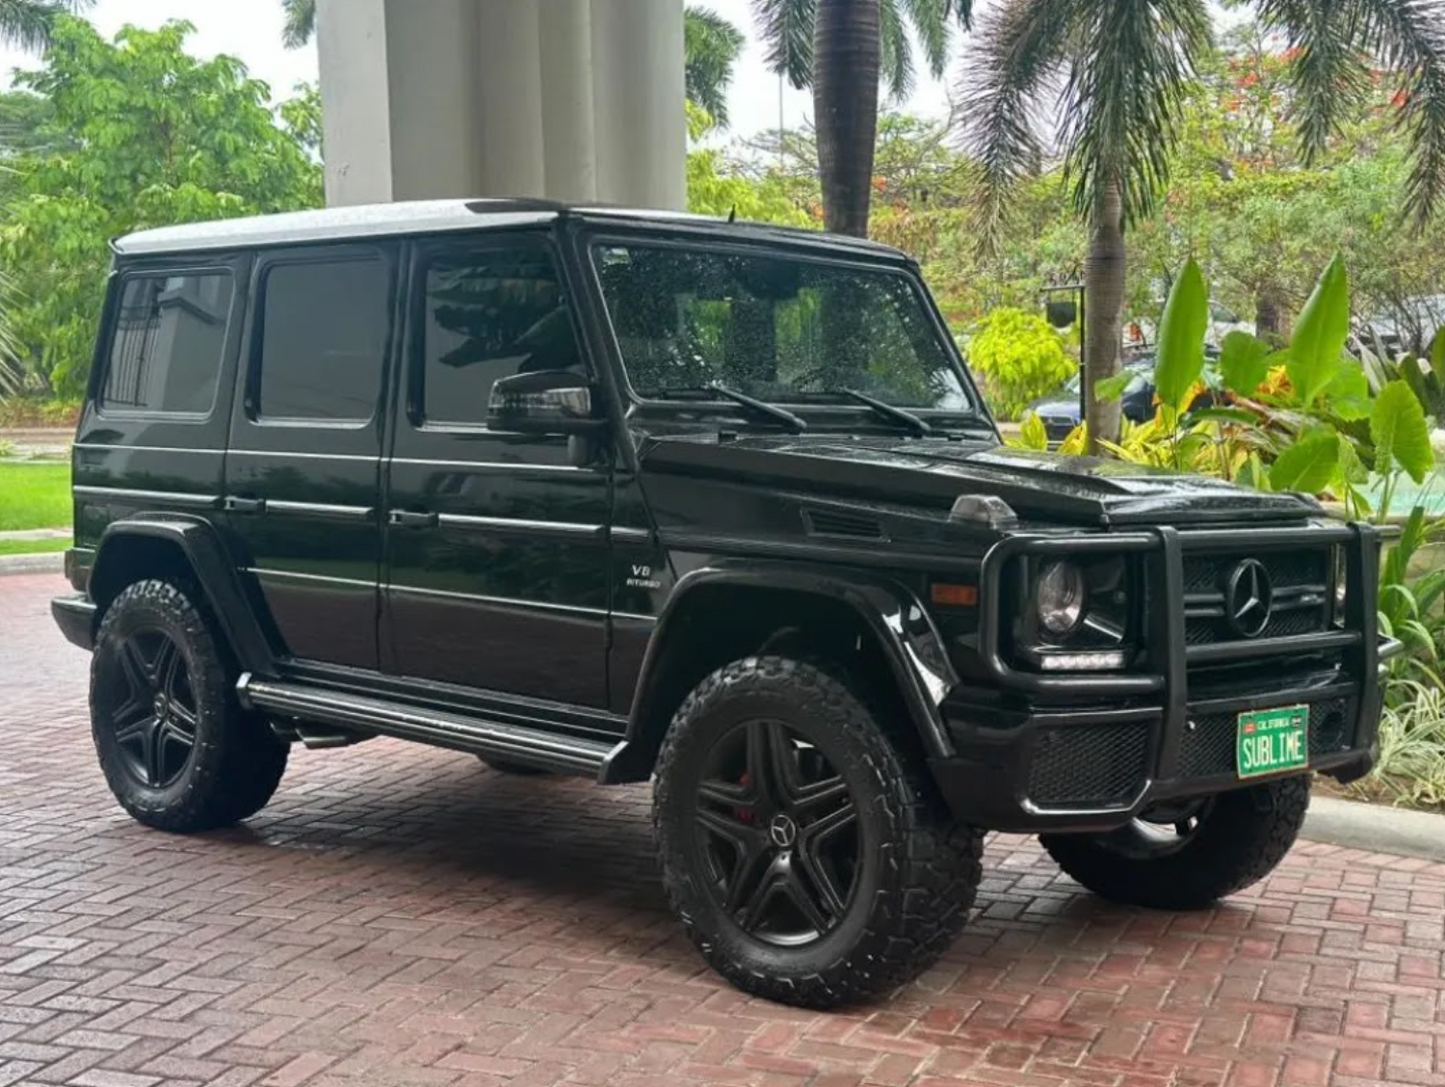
[{"xmin": 966, "ymin": 308, "xmax": 1073, "ymax": 421}]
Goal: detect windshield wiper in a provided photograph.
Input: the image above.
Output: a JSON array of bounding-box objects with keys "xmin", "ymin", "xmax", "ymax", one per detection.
[
  {"xmin": 708, "ymin": 383, "xmax": 808, "ymax": 433},
  {"xmin": 841, "ymin": 388, "xmax": 933, "ymax": 437}
]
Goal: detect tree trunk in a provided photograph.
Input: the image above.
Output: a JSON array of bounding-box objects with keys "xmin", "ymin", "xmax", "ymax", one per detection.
[
  {"xmin": 1084, "ymin": 178, "xmax": 1126, "ymax": 451},
  {"xmin": 813, "ymin": 0, "xmax": 880, "ymax": 237},
  {"xmin": 1255, "ymin": 286, "xmax": 1286, "ymax": 344}
]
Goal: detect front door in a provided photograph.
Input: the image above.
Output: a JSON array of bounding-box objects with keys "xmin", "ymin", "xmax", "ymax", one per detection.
[
  {"xmin": 224, "ymin": 245, "xmax": 396, "ymax": 669},
  {"xmin": 382, "ymin": 232, "xmax": 610, "ymax": 708}
]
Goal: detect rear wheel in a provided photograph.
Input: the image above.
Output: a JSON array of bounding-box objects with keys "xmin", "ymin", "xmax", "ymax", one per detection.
[
  {"xmin": 1041, "ymin": 776, "xmax": 1310, "ymax": 910},
  {"xmin": 653, "ymin": 656, "xmax": 983, "ymax": 1009},
  {"xmin": 91, "ymin": 580, "xmax": 288, "ymax": 833}
]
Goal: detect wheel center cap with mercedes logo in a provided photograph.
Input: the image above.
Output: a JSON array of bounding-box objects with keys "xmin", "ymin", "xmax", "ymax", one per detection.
[
  {"xmin": 768, "ymin": 813, "xmax": 798, "ymax": 849},
  {"xmin": 1225, "ymin": 558, "xmax": 1273, "ymax": 638}
]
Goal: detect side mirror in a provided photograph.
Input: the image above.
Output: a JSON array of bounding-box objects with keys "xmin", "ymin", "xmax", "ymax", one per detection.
[{"xmin": 487, "ymin": 370, "xmax": 605, "ymax": 435}]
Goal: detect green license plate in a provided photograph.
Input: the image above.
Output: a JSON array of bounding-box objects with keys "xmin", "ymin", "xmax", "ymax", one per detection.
[{"xmin": 1236, "ymin": 704, "xmax": 1309, "ymax": 779}]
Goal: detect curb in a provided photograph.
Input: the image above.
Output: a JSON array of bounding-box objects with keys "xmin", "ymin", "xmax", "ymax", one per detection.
[
  {"xmin": 1302, "ymin": 794, "xmax": 1445, "ymax": 863},
  {"xmin": 0, "ymin": 552, "xmax": 64, "ymax": 576}
]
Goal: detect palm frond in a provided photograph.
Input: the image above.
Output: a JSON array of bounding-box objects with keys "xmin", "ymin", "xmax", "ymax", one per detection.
[
  {"xmin": 1341, "ymin": 0, "xmax": 1445, "ymax": 223},
  {"xmin": 0, "ymin": 0, "xmax": 75, "ymax": 53},
  {"xmin": 956, "ymin": 0, "xmax": 1082, "ymax": 253},
  {"xmin": 686, "ymin": 6, "xmax": 746, "ymax": 126},
  {"xmin": 880, "ymin": 0, "xmax": 915, "ymax": 100},
  {"xmin": 1254, "ymin": 0, "xmax": 1371, "ymax": 166},
  {"xmin": 1060, "ymin": 0, "xmax": 1211, "ymax": 227},
  {"xmin": 753, "ymin": 0, "xmax": 815, "ymax": 90},
  {"xmin": 896, "ymin": 0, "xmax": 949, "ymax": 78},
  {"xmin": 281, "ymin": 0, "xmax": 316, "ymax": 50}
]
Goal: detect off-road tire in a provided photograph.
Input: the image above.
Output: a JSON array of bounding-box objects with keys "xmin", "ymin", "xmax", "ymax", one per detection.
[
  {"xmin": 1041, "ymin": 775, "xmax": 1311, "ymax": 910},
  {"xmin": 653, "ymin": 656, "xmax": 984, "ymax": 1009},
  {"xmin": 91, "ymin": 579, "xmax": 289, "ymax": 832}
]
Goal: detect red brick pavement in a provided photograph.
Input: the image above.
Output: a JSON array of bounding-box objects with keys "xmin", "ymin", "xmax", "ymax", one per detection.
[{"xmin": 2, "ymin": 571, "xmax": 1444, "ymax": 1087}]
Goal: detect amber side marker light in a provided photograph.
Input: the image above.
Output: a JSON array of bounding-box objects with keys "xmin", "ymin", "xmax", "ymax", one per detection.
[{"xmin": 931, "ymin": 583, "xmax": 978, "ymax": 607}]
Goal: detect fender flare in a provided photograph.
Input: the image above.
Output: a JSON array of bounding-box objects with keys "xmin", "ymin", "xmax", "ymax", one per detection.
[
  {"xmin": 89, "ymin": 515, "xmax": 277, "ymax": 676},
  {"xmin": 601, "ymin": 563, "xmax": 959, "ymax": 783}
]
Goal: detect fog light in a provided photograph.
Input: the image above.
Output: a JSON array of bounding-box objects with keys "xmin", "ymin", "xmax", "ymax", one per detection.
[{"xmin": 1038, "ymin": 650, "xmax": 1128, "ymax": 672}]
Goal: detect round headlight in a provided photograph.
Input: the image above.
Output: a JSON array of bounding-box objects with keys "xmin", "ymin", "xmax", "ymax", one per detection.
[{"xmin": 1036, "ymin": 561, "xmax": 1086, "ymax": 636}]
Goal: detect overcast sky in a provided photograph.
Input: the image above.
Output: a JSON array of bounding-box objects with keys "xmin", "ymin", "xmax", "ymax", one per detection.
[{"xmin": 0, "ymin": 0, "xmax": 958, "ymax": 139}]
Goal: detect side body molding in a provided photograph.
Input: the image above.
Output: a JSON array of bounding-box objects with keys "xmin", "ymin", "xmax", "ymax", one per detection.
[{"xmin": 600, "ymin": 562, "xmax": 959, "ymax": 783}]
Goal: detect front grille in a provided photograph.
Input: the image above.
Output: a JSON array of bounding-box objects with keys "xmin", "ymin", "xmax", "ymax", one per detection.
[
  {"xmin": 1182, "ymin": 548, "xmax": 1330, "ymax": 647},
  {"xmin": 1027, "ymin": 723, "xmax": 1150, "ymax": 809},
  {"xmin": 1176, "ymin": 697, "xmax": 1353, "ymax": 779}
]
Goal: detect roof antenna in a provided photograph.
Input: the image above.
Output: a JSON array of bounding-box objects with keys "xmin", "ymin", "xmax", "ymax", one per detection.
[{"xmin": 727, "ymin": 205, "xmax": 737, "ymax": 224}]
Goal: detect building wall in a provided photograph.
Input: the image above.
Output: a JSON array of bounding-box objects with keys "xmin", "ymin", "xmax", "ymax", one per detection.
[{"xmin": 315, "ymin": 0, "xmax": 686, "ymax": 210}]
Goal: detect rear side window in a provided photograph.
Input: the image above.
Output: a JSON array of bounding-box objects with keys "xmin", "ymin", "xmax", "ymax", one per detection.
[
  {"xmin": 256, "ymin": 257, "xmax": 390, "ymax": 423},
  {"xmin": 419, "ymin": 245, "xmax": 585, "ymax": 428},
  {"xmin": 102, "ymin": 272, "xmax": 233, "ymax": 415}
]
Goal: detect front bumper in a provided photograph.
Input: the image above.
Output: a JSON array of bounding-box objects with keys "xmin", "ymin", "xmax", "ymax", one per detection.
[{"xmin": 928, "ymin": 521, "xmax": 1395, "ymax": 833}]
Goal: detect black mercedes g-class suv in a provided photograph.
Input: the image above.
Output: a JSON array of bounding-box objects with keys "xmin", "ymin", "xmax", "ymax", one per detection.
[{"xmin": 53, "ymin": 200, "xmax": 1392, "ymax": 1009}]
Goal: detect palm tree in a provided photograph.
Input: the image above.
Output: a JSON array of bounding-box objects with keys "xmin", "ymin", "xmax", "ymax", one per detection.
[
  {"xmin": 756, "ymin": 0, "xmax": 974, "ymax": 236},
  {"xmin": 280, "ymin": 0, "xmax": 313, "ymax": 50},
  {"xmin": 0, "ymin": 0, "xmax": 90, "ymax": 51},
  {"xmin": 961, "ymin": 0, "xmax": 1445, "ymax": 448},
  {"xmin": 685, "ymin": 7, "xmax": 745, "ymax": 128}
]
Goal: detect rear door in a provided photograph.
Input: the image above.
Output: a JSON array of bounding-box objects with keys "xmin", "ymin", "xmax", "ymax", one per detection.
[
  {"xmin": 381, "ymin": 231, "xmax": 611, "ymax": 708},
  {"xmin": 223, "ymin": 244, "xmax": 397, "ymax": 669}
]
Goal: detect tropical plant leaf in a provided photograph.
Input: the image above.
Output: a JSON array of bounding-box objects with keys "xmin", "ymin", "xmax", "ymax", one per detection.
[
  {"xmin": 1267, "ymin": 426, "xmax": 1341, "ymax": 494},
  {"xmin": 1184, "ymin": 406, "xmax": 1258, "ymax": 426},
  {"xmin": 1372, "ymin": 379, "xmax": 1434, "ymax": 483},
  {"xmin": 1154, "ymin": 256, "xmax": 1209, "ymax": 415},
  {"xmin": 1288, "ymin": 253, "xmax": 1350, "ymax": 408},
  {"xmin": 1014, "ymin": 410, "xmax": 1048, "ymax": 451},
  {"xmin": 1326, "ymin": 362, "xmax": 1371, "ymax": 421},
  {"xmin": 1432, "ymin": 326, "xmax": 1445, "ymax": 384},
  {"xmin": 1058, "ymin": 422, "xmax": 1089, "ymax": 456},
  {"xmin": 1094, "ymin": 370, "xmax": 1133, "ymax": 401},
  {"xmin": 1218, "ymin": 330, "xmax": 1272, "ymax": 397}
]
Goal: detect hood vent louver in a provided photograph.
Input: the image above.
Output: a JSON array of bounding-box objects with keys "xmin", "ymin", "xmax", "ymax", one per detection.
[{"xmin": 802, "ymin": 508, "xmax": 888, "ymax": 541}]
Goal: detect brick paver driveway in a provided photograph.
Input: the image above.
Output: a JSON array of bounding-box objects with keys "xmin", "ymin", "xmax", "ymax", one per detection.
[{"xmin": 3, "ymin": 572, "xmax": 1444, "ymax": 1087}]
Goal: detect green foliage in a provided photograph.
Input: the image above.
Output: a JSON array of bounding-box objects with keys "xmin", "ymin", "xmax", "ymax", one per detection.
[
  {"xmin": 684, "ymin": 7, "xmax": 744, "ymax": 127},
  {"xmin": 1373, "ymin": 381, "xmax": 1434, "ymax": 485},
  {"xmin": 1268, "ymin": 426, "xmax": 1341, "ymax": 494},
  {"xmin": 0, "ymin": 18, "xmax": 322, "ymax": 398},
  {"xmin": 1154, "ymin": 257, "xmax": 1209, "ymax": 415},
  {"xmin": 1218, "ymin": 330, "xmax": 1272, "ymax": 398},
  {"xmin": 686, "ymin": 105, "xmax": 810, "ymax": 227},
  {"xmin": 965, "ymin": 308, "xmax": 1072, "ymax": 421},
  {"xmin": 1288, "ymin": 253, "xmax": 1351, "ymax": 408}
]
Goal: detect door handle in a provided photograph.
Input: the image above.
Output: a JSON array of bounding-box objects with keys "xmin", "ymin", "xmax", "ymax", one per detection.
[
  {"xmin": 224, "ymin": 496, "xmax": 266, "ymax": 514},
  {"xmin": 388, "ymin": 509, "xmax": 439, "ymax": 528}
]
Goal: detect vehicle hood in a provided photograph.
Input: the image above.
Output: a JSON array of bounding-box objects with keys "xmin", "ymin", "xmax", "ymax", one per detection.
[{"xmin": 638, "ymin": 433, "xmax": 1321, "ymax": 528}]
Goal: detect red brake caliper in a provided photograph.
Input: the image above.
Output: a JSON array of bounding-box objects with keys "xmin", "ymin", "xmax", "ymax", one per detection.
[{"xmin": 735, "ymin": 772, "xmax": 754, "ymax": 824}]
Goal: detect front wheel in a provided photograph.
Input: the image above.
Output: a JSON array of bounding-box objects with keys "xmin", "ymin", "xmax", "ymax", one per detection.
[
  {"xmin": 653, "ymin": 656, "xmax": 983, "ymax": 1009},
  {"xmin": 1041, "ymin": 775, "xmax": 1311, "ymax": 910}
]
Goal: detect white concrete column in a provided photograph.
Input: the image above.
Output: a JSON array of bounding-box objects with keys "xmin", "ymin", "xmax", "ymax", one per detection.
[
  {"xmin": 474, "ymin": 0, "xmax": 547, "ymax": 198},
  {"xmin": 590, "ymin": 0, "xmax": 687, "ymax": 210},
  {"xmin": 384, "ymin": 0, "xmax": 481, "ymax": 201},
  {"xmin": 316, "ymin": 0, "xmax": 393, "ymax": 205},
  {"xmin": 538, "ymin": 0, "xmax": 597, "ymax": 203}
]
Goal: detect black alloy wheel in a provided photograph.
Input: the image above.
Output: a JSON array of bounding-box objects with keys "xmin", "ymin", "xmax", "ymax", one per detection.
[
  {"xmin": 692, "ymin": 718, "xmax": 860, "ymax": 945},
  {"xmin": 109, "ymin": 628, "xmax": 199, "ymax": 789}
]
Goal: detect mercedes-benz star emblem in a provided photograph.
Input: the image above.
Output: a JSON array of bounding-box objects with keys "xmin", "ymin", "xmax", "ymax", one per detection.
[
  {"xmin": 1225, "ymin": 558, "xmax": 1273, "ymax": 638},
  {"xmin": 768, "ymin": 813, "xmax": 798, "ymax": 850}
]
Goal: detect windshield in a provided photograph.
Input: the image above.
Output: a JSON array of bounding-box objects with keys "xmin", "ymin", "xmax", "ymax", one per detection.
[{"xmin": 593, "ymin": 243, "xmax": 974, "ymax": 412}]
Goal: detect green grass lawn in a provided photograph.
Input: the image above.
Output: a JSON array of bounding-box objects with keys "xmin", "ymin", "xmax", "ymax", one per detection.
[
  {"xmin": 0, "ymin": 536, "xmax": 69, "ymax": 556},
  {"xmin": 0, "ymin": 462, "xmax": 72, "ymax": 531}
]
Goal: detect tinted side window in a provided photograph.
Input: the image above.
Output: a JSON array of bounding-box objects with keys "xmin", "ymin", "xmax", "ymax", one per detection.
[
  {"xmin": 421, "ymin": 245, "xmax": 584, "ymax": 428},
  {"xmin": 257, "ymin": 257, "xmax": 389, "ymax": 423},
  {"xmin": 102, "ymin": 272, "xmax": 233, "ymax": 415}
]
